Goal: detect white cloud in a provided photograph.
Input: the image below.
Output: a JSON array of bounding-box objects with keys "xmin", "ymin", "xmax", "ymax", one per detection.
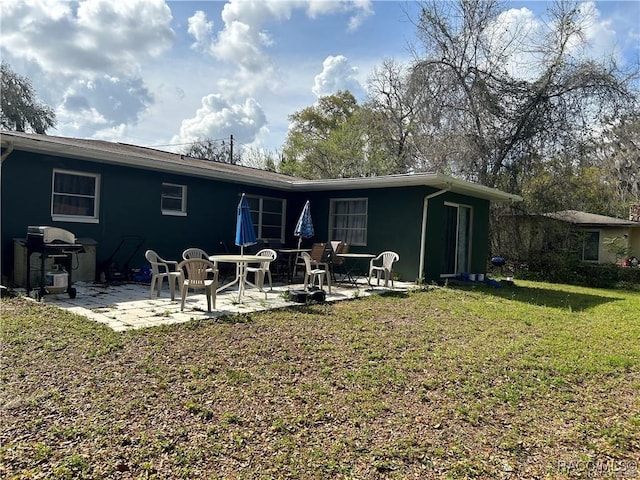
[
  {"xmin": 188, "ymin": 10, "xmax": 214, "ymax": 49},
  {"xmin": 486, "ymin": 2, "xmax": 622, "ymax": 81},
  {"xmin": 306, "ymin": 0, "xmax": 373, "ymax": 31},
  {"xmin": 56, "ymin": 101, "xmax": 108, "ymax": 133},
  {"xmin": 171, "ymin": 94, "xmax": 269, "ymax": 147},
  {"xmin": 0, "ymin": 0, "xmax": 174, "ymax": 76},
  {"xmin": 217, "ymin": 66, "xmax": 280, "ymax": 99},
  {"xmin": 211, "ymin": 19, "xmax": 273, "ymax": 73},
  {"xmin": 52, "ymin": 75, "xmax": 154, "ymax": 139},
  {"xmin": 206, "ymin": 0, "xmax": 374, "ymax": 90},
  {"xmin": 485, "ymin": 7, "xmax": 544, "ymax": 77},
  {"xmin": 312, "ymin": 55, "xmax": 363, "ymax": 98},
  {"xmin": 0, "ymin": 0, "xmax": 173, "ymax": 139},
  {"xmin": 208, "ymin": 0, "xmax": 293, "ymax": 75},
  {"xmin": 574, "ymin": 1, "xmax": 620, "ymax": 62}
]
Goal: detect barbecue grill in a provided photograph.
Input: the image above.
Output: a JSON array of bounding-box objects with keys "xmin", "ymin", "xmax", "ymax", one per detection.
[
  {"xmin": 491, "ymin": 256, "xmax": 506, "ymax": 267},
  {"xmin": 26, "ymin": 226, "xmax": 85, "ymax": 301}
]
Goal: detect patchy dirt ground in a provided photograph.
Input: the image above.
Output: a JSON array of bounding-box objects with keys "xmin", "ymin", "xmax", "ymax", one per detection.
[{"xmin": 1, "ymin": 285, "xmax": 639, "ymax": 479}]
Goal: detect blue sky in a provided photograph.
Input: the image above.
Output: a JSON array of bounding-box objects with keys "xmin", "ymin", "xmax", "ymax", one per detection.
[{"xmin": 1, "ymin": 1, "xmax": 638, "ymax": 156}]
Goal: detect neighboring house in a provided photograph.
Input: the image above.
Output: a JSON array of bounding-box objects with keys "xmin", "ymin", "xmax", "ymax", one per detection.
[
  {"xmin": 1, "ymin": 131, "xmax": 521, "ymax": 286},
  {"xmin": 541, "ymin": 210, "xmax": 640, "ymax": 264},
  {"xmin": 500, "ymin": 209, "xmax": 640, "ymax": 266}
]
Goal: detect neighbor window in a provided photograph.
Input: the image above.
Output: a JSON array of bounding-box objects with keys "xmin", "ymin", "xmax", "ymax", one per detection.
[
  {"xmin": 161, "ymin": 183, "xmax": 187, "ymax": 216},
  {"xmin": 329, "ymin": 198, "xmax": 368, "ymax": 246},
  {"xmin": 581, "ymin": 230, "xmax": 600, "ymax": 262},
  {"xmin": 245, "ymin": 195, "xmax": 286, "ymax": 242},
  {"xmin": 51, "ymin": 169, "xmax": 100, "ymax": 223}
]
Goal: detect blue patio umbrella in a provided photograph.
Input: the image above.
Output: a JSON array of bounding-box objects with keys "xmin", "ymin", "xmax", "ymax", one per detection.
[
  {"xmin": 235, "ymin": 193, "xmax": 257, "ymax": 255},
  {"xmin": 294, "ymin": 200, "xmax": 315, "ymax": 248}
]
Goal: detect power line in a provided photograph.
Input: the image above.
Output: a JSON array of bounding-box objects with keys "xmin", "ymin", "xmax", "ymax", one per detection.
[{"xmin": 144, "ymin": 137, "xmax": 229, "ymax": 148}]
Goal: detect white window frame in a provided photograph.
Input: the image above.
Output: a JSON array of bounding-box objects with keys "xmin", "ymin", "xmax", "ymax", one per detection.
[
  {"xmin": 329, "ymin": 198, "xmax": 368, "ymax": 246},
  {"xmin": 51, "ymin": 169, "xmax": 100, "ymax": 223},
  {"xmin": 245, "ymin": 194, "xmax": 286, "ymax": 242},
  {"xmin": 161, "ymin": 183, "xmax": 187, "ymax": 216}
]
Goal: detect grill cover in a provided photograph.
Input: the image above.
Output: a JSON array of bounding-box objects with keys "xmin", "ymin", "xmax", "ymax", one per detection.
[{"xmin": 27, "ymin": 226, "xmax": 76, "ymax": 245}]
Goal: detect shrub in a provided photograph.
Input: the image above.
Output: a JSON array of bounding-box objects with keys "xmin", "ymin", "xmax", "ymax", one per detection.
[{"xmin": 516, "ymin": 256, "xmax": 640, "ymax": 290}]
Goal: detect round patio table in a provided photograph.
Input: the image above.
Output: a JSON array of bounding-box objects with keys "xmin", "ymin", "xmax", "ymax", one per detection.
[{"xmin": 209, "ymin": 254, "xmax": 270, "ymax": 301}]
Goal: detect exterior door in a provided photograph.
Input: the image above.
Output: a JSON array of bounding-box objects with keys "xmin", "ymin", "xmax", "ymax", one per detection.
[{"xmin": 442, "ymin": 203, "xmax": 472, "ymax": 276}]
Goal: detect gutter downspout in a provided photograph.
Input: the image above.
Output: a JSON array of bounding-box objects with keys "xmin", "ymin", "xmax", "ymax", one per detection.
[
  {"xmin": 418, "ymin": 187, "xmax": 450, "ymax": 284},
  {"xmin": 0, "ymin": 141, "xmax": 15, "ymax": 286}
]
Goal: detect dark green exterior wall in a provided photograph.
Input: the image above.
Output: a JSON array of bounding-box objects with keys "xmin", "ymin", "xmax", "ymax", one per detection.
[
  {"xmin": 1, "ymin": 151, "xmax": 304, "ymax": 281},
  {"xmin": 292, "ymin": 187, "xmax": 490, "ymax": 283},
  {"xmin": 1, "ymin": 149, "xmax": 491, "ymax": 285},
  {"xmin": 296, "ymin": 187, "xmax": 425, "ymax": 282},
  {"xmin": 420, "ymin": 192, "xmax": 490, "ymax": 282}
]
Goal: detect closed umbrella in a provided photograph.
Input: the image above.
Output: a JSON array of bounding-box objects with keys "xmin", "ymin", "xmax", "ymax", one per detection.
[
  {"xmin": 294, "ymin": 200, "xmax": 314, "ymax": 248},
  {"xmin": 235, "ymin": 193, "xmax": 257, "ymax": 255}
]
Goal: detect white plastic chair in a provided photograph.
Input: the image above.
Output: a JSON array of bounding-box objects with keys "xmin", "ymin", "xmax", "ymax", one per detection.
[
  {"xmin": 183, "ymin": 247, "xmax": 216, "ymax": 276},
  {"xmin": 182, "ymin": 248, "xmax": 209, "ymax": 260},
  {"xmin": 145, "ymin": 250, "xmax": 181, "ymax": 300},
  {"xmin": 369, "ymin": 251, "xmax": 400, "ymax": 287},
  {"xmin": 246, "ymin": 249, "xmax": 277, "ymax": 291},
  {"xmin": 301, "ymin": 251, "xmax": 331, "ymax": 293},
  {"xmin": 177, "ymin": 258, "xmax": 218, "ymax": 312}
]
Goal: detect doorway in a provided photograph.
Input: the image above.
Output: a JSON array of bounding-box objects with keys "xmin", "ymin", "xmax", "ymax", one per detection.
[{"xmin": 442, "ymin": 203, "xmax": 472, "ymax": 276}]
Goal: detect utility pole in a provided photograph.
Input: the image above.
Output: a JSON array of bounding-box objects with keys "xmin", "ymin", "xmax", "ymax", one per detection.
[{"xmin": 229, "ymin": 134, "xmax": 234, "ymax": 164}]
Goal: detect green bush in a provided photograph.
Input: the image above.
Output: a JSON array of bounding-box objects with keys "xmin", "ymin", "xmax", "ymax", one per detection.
[
  {"xmin": 618, "ymin": 266, "xmax": 640, "ymax": 291},
  {"xmin": 516, "ymin": 256, "xmax": 640, "ymax": 290},
  {"xmin": 575, "ymin": 264, "xmax": 620, "ymax": 288}
]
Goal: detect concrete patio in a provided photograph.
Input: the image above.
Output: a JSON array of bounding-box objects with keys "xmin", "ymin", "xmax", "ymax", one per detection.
[{"xmin": 20, "ymin": 277, "xmax": 412, "ymax": 332}]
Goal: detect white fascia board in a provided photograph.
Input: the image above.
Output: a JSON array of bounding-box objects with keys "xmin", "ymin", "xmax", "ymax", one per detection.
[{"xmin": 292, "ymin": 173, "xmax": 523, "ymax": 202}]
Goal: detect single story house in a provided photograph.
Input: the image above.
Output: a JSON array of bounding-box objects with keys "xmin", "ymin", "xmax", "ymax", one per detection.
[
  {"xmin": 1, "ymin": 131, "xmax": 521, "ymax": 287},
  {"xmin": 497, "ymin": 209, "xmax": 640, "ymax": 266},
  {"xmin": 541, "ymin": 210, "xmax": 640, "ymax": 264}
]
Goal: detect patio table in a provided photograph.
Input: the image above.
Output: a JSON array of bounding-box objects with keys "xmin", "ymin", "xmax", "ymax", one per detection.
[
  {"xmin": 209, "ymin": 254, "xmax": 270, "ymax": 301},
  {"xmin": 336, "ymin": 253, "xmax": 376, "ymax": 288}
]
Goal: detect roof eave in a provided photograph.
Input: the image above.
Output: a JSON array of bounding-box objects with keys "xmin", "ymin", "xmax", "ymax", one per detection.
[
  {"xmin": 2, "ymin": 133, "xmax": 522, "ymax": 201},
  {"xmin": 2, "ymin": 134, "xmax": 297, "ymax": 190},
  {"xmin": 294, "ymin": 173, "xmax": 523, "ymax": 202}
]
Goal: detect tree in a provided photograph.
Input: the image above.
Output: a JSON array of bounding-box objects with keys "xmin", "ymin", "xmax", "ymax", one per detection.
[
  {"xmin": 365, "ymin": 59, "xmax": 425, "ymax": 173},
  {"xmin": 401, "ymin": 0, "xmax": 639, "ymax": 267},
  {"xmin": 408, "ymin": 0, "xmax": 635, "ymax": 192},
  {"xmin": 280, "ymin": 91, "xmax": 380, "ymax": 179},
  {"xmin": 181, "ymin": 137, "xmax": 240, "ymax": 164},
  {"xmin": 240, "ymin": 146, "xmax": 280, "ymax": 172},
  {"xmin": 595, "ymin": 114, "xmax": 640, "ymax": 207},
  {"xmin": 1, "ymin": 62, "xmax": 56, "ymax": 134},
  {"xmin": 521, "ymin": 161, "xmax": 620, "ymax": 215}
]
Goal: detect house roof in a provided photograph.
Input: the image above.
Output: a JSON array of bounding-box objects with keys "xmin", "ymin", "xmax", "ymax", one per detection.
[
  {"xmin": 543, "ymin": 210, "xmax": 640, "ymax": 227},
  {"xmin": 1, "ymin": 131, "xmax": 522, "ymax": 202}
]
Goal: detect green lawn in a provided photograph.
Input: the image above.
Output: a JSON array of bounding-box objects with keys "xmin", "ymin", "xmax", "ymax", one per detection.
[{"xmin": 1, "ymin": 280, "xmax": 639, "ymax": 479}]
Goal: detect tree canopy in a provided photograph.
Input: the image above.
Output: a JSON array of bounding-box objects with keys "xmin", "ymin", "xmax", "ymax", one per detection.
[
  {"xmin": 280, "ymin": 90, "xmax": 404, "ymax": 179},
  {"xmin": 279, "ymin": 0, "xmax": 638, "ymax": 214},
  {"xmin": 1, "ymin": 62, "xmax": 56, "ymax": 134},
  {"xmin": 181, "ymin": 137, "xmax": 240, "ymax": 164},
  {"xmin": 408, "ymin": 0, "xmax": 636, "ymax": 191},
  {"xmin": 276, "ymin": 0, "xmax": 639, "ymax": 268}
]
